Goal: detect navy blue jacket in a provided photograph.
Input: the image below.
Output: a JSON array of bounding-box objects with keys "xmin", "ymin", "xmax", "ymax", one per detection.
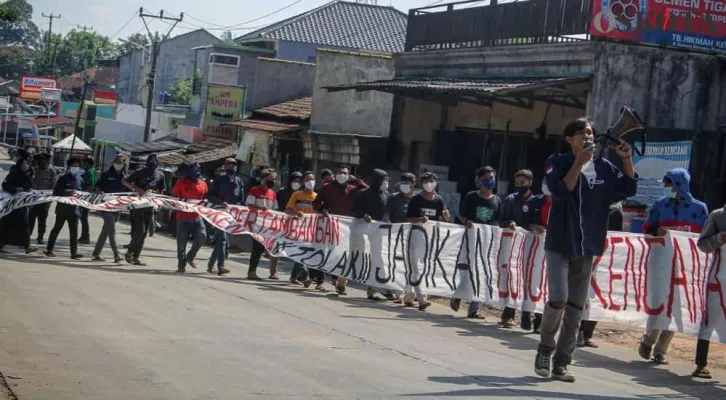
[
  {"xmin": 208, "ymin": 174, "xmax": 244, "ymax": 205},
  {"xmin": 96, "ymin": 167, "xmax": 129, "ymax": 194},
  {"xmin": 54, "ymin": 173, "xmax": 82, "ymax": 217},
  {"xmin": 544, "ymin": 153, "xmax": 637, "ymax": 256}
]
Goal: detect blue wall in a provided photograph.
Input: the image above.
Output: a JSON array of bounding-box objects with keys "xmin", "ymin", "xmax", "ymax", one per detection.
[
  {"xmin": 61, "ymin": 102, "xmax": 115, "ymax": 119},
  {"xmin": 276, "ymin": 41, "xmax": 357, "ymax": 63}
]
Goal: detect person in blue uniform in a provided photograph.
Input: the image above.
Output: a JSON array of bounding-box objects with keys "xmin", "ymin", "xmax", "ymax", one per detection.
[{"xmin": 533, "ymin": 117, "xmax": 637, "ymax": 382}]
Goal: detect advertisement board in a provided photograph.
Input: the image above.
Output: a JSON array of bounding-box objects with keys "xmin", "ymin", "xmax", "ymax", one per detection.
[
  {"xmin": 589, "ymin": 0, "xmax": 726, "ymax": 54},
  {"xmin": 203, "ymin": 83, "xmax": 245, "ymax": 139},
  {"xmin": 92, "ymin": 90, "xmax": 118, "ymax": 105},
  {"xmin": 20, "ymin": 76, "xmax": 60, "ymax": 100},
  {"xmin": 631, "ymin": 140, "xmax": 692, "ymax": 208}
]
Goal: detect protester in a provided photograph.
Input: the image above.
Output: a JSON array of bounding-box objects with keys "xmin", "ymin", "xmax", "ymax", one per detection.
[
  {"xmin": 28, "ymin": 152, "xmax": 55, "ymax": 245},
  {"xmin": 351, "ymin": 168, "xmax": 390, "ymax": 301},
  {"xmin": 693, "ymin": 205, "xmax": 726, "ymax": 379},
  {"xmin": 171, "ymin": 162, "xmax": 208, "ymax": 273},
  {"xmin": 452, "ymin": 166, "xmax": 502, "ymax": 320},
  {"xmin": 383, "ymin": 172, "xmax": 417, "ymax": 303},
  {"xmin": 0, "ymin": 150, "xmax": 36, "ymax": 254},
  {"xmin": 78, "ymin": 157, "xmax": 97, "ymax": 244},
  {"xmin": 318, "ymin": 169, "xmax": 333, "ymax": 189},
  {"xmin": 405, "ymin": 171, "xmax": 450, "ymax": 310},
  {"xmin": 534, "ymin": 117, "xmax": 637, "ymax": 382},
  {"xmin": 91, "ymin": 154, "xmax": 129, "ymax": 263},
  {"xmin": 245, "ymin": 169, "xmax": 278, "ymax": 280},
  {"xmin": 44, "ymin": 158, "xmax": 84, "ymax": 259},
  {"xmin": 123, "ymin": 154, "xmax": 166, "ymax": 266},
  {"xmin": 500, "ymin": 169, "xmax": 535, "ymax": 328},
  {"xmin": 278, "ymin": 171, "xmax": 302, "ymax": 211},
  {"xmin": 638, "ymin": 167, "xmax": 708, "ymax": 365},
  {"xmin": 313, "ymin": 165, "xmax": 368, "ymax": 294},
  {"xmin": 285, "ymin": 171, "xmax": 326, "ymax": 290},
  {"xmin": 207, "ymin": 158, "xmax": 244, "ymax": 276},
  {"xmin": 521, "ymin": 179, "xmax": 552, "ymax": 334}
]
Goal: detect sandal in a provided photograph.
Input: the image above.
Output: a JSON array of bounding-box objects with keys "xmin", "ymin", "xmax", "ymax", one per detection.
[
  {"xmin": 404, "ymin": 302, "xmax": 416, "ymax": 307},
  {"xmin": 367, "ymin": 295, "xmax": 384, "ymax": 301},
  {"xmin": 692, "ymin": 367, "xmax": 712, "ymax": 379},
  {"xmin": 314, "ymin": 285, "xmax": 328, "ymax": 292},
  {"xmin": 268, "ymin": 273, "xmax": 280, "ymax": 280},
  {"xmin": 132, "ymin": 259, "xmax": 147, "ymax": 266},
  {"xmin": 467, "ymin": 312, "xmax": 486, "ymax": 320},
  {"xmin": 499, "ymin": 318, "xmax": 515, "ymax": 328},
  {"xmin": 652, "ymin": 354, "xmax": 669, "ymax": 365},
  {"xmin": 450, "ymin": 298, "xmax": 461, "ymax": 312},
  {"xmin": 393, "ymin": 297, "xmax": 403, "ymax": 304},
  {"xmin": 585, "ymin": 340, "xmax": 599, "ymax": 348}
]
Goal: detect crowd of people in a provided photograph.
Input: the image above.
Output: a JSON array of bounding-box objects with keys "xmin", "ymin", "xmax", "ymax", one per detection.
[{"xmin": 1, "ymin": 116, "xmax": 724, "ymax": 382}]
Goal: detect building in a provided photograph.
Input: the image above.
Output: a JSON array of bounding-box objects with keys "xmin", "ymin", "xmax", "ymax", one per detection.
[
  {"xmin": 235, "ymin": 0, "xmax": 407, "ymax": 63},
  {"xmin": 116, "ymin": 29, "xmax": 221, "ymax": 105},
  {"xmin": 327, "ymin": 0, "xmax": 726, "ymax": 208},
  {"xmin": 57, "ymin": 64, "xmax": 118, "ymax": 101}
]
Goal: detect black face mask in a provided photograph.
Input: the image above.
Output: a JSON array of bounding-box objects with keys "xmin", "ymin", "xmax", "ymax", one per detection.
[
  {"xmin": 265, "ymin": 180, "xmax": 275, "ymax": 188},
  {"xmin": 515, "ymin": 185, "xmax": 531, "ymax": 195}
]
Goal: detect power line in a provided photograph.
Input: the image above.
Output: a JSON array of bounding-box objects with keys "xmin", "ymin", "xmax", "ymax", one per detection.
[
  {"xmin": 41, "ymin": 13, "xmax": 61, "ymax": 52},
  {"xmin": 109, "ymin": 11, "xmax": 139, "ymax": 40}
]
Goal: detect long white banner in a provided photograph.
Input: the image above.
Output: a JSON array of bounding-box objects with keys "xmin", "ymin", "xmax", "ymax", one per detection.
[{"xmin": 1, "ymin": 191, "xmax": 724, "ymax": 343}]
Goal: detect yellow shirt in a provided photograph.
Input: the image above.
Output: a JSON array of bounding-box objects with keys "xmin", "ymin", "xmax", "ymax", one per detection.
[{"xmin": 286, "ymin": 190, "xmax": 318, "ymax": 214}]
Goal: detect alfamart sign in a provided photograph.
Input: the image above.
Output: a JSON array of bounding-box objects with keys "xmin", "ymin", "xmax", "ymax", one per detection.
[
  {"xmin": 20, "ymin": 75, "xmax": 60, "ymax": 101},
  {"xmin": 1, "ymin": 190, "xmax": 724, "ymax": 343}
]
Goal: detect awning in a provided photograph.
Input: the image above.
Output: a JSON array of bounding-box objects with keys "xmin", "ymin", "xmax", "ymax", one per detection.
[
  {"xmin": 323, "ymin": 76, "xmax": 590, "ymax": 110},
  {"xmin": 32, "ymin": 117, "xmax": 73, "ymax": 127},
  {"xmin": 303, "ymin": 131, "xmax": 387, "ymax": 166},
  {"xmin": 52, "ymin": 135, "xmax": 93, "ymax": 153},
  {"xmin": 223, "ymin": 119, "xmax": 302, "ymax": 133}
]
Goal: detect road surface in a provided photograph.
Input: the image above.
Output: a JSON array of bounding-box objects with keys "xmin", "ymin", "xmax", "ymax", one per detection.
[{"xmin": 1, "ymin": 162, "xmax": 726, "ymax": 399}]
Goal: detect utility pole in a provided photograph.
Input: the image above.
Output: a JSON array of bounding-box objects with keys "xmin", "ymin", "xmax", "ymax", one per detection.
[
  {"xmin": 77, "ymin": 24, "xmax": 92, "ymax": 33},
  {"xmin": 139, "ymin": 8, "xmax": 183, "ymax": 142},
  {"xmin": 77, "ymin": 25, "xmax": 93, "ymax": 75},
  {"xmin": 41, "ymin": 13, "xmax": 61, "ymax": 74}
]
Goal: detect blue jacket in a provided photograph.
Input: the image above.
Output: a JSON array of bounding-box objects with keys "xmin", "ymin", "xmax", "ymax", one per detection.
[
  {"xmin": 544, "ymin": 153, "xmax": 637, "ymax": 256},
  {"xmin": 96, "ymin": 167, "xmax": 129, "ymax": 194},
  {"xmin": 643, "ymin": 168, "xmax": 708, "ymax": 235},
  {"xmin": 54, "ymin": 173, "xmax": 82, "ymax": 217},
  {"xmin": 208, "ymin": 174, "xmax": 244, "ymax": 205}
]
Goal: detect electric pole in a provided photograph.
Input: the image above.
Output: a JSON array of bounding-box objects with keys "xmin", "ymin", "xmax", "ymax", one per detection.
[
  {"xmin": 77, "ymin": 25, "xmax": 92, "ymax": 33},
  {"xmin": 139, "ymin": 8, "xmax": 183, "ymax": 142},
  {"xmin": 77, "ymin": 25, "xmax": 93, "ymax": 75},
  {"xmin": 42, "ymin": 13, "xmax": 61, "ymax": 74}
]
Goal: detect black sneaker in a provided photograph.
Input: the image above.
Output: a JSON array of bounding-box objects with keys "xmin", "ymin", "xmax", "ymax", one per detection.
[
  {"xmin": 552, "ymin": 364, "xmax": 575, "ymax": 382},
  {"xmin": 534, "ymin": 351, "xmax": 551, "ymax": 378}
]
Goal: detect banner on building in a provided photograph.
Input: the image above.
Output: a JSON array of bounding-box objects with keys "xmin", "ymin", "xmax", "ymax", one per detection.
[
  {"xmin": 203, "ymin": 83, "xmax": 245, "ymax": 139},
  {"xmin": 92, "ymin": 90, "xmax": 118, "ymax": 105},
  {"xmin": 589, "ymin": 0, "xmax": 726, "ymax": 54},
  {"xmin": 1, "ymin": 190, "xmax": 724, "ymax": 343},
  {"xmin": 631, "ymin": 140, "xmax": 692, "ymax": 208},
  {"xmin": 19, "ymin": 76, "xmax": 60, "ymax": 101}
]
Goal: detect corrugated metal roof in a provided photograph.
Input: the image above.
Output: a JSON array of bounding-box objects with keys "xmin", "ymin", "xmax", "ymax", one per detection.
[
  {"xmin": 253, "ymin": 97, "xmax": 312, "ymax": 120},
  {"xmin": 223, "ymin": 119, "xmax": 302, "ymax": 133},
  {"xmin": 115, "ymin": 140, "xmax": 187, "ymax": 154},
  {"xmin": 236, "ymin": 1, "xmax": 407, "ymax": 53}
]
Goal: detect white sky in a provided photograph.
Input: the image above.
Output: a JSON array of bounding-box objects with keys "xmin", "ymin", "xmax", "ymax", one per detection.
[{"xmin": 28, "ymin": 0, "xmax": 478, "ymax": 41}]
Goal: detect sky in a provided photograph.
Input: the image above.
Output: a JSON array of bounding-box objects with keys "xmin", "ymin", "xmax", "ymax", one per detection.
[{"xmin": 28, "ymin": 0, "xmax": 458, "ymax": 42}]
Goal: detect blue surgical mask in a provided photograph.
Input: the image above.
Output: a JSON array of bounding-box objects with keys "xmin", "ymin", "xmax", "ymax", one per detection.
[
  {"xmin": 663, "ymin": 188, "xmax": 676, "ymax": 198},
  {"xmin": 480, "ymin": 179, "xmax": 496, "ymax": 190}
]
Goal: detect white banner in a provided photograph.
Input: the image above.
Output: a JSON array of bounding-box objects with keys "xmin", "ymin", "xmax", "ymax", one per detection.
[{"xmin": 1, "ymin": 191, "xmax": 725, "ymax": 343}]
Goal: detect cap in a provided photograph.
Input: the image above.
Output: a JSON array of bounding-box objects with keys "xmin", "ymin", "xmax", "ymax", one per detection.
[{"xmin": 224, "ymin": 158, "xmax": 237, "ymax": 164}]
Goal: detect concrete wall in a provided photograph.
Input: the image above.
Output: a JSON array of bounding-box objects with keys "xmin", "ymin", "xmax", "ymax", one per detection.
[
  {"xmin": 310, "ymin": 49, "xmax": 396, "ymax": 137},
  {"xmin": 588, "ymin": 42, "xmax": 726, "ymax": 133},
  {"xmin": 116, "ymin": 49, "xmax": 146, "ymax": 104},
  {"xmin": 96, "ymin": 118, "xmax": 146, "ymax": 143},
  {"xmin": 115, "ymin": 104, "xmax": 185, "ymax": 139},
  {"xmin": 277, "ymin": 40, "xmax": 356, "ymax": 63},
  {"xmin": 249, "ymin": 58, "xmax": 316, "ymax": 109}
]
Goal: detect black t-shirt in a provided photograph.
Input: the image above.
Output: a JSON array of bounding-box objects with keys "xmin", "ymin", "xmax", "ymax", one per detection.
[
  {"xmin": 407, "ymin": 193, "xmax": 446, "ymax": 220},
  {"xmin": 127, "ymin": 167, "xmax": 166, "ymax": 192},
  {"xmin": 459, "ymin": 191, "xmax": 502, "ymax": 225}
]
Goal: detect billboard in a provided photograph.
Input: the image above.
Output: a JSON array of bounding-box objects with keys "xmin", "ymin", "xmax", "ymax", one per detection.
[
  {"xmin": 203, "ymin": 83, "xmax": 245, "ymax": 139},
  {"xmin": 631, "ymin": 140, "xmax": 692, "ymax": 209},
  {"xmin": 20, "ymin": 76, "xmax": 60, "ymax": 100},
  {"xmin": 92, "ymin": 90, "xmax": 118, "ymax": 105},
  {"xmin": 589, "ymin": 0, "xmax": 726, "ymax": 54}
]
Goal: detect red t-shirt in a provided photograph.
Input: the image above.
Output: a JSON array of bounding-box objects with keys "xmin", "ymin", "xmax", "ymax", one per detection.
[
  {"xmin": 172, "ymin": 178, "xmax": 208, "ymax": 221},
  {"xmin": 541, "ymin": 196, "xmax": 552, "ymax": 227},
  {"xmin": 246, "ymin": 186, "xmax": 277, "ymax": 210}
]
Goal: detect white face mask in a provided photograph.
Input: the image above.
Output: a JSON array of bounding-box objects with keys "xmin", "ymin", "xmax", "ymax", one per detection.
[
  {"xmin": 113, "ymin": 163, "xmax": 124, "ymax": 171},
  {"xmin": 304, "ymin": 180, "xmax": 315, "ymax": 190},
  {"xmin": 69, "ymin": 166, "xmax": 81, "ymax": 175},
  {"xmin": 291, "ymin": 182, "xmax": 302, "ymax": 191},
  {"xmin": 423, "ymin": 182, "xmax": 436, "ymax": 192},
  {"xmin": 541, "ymin": 182, "xmax": 551, "ymax": 196},
  {"xmin": 335, "ymin": 174, "xmax": 348, "ymax": 184},
  {"xmin": 380, "ymin": 181, "xmax": 389, "ymax": 192},
  {"xmin": 399, "ymin": 183, "xmax": 411, "ymax": 194}
]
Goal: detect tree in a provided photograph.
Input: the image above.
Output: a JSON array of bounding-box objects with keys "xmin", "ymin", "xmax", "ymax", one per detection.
[
  {"xmin": 0, "ymin": 2, "xmax": 20, "ymax": 22},
  {"xmin": 169, "ymin": 78, "xmax": 191, "ymax": 105},
  {"xmin": 118, "ymin": 32, "xmax": 149, "ymax": 55},
  {"xmin": 0, "ymin": 45, "xmax": 31, "ymax": 78},
  {"xmin": 0, "ymin": 0, "xmax": 40, "ymax": 47},
  {"xmin": 221, "ymin": 30, "xmax": 234, "ymax": 44},
  {"xmin": 52, "ymin": 29, "xmax": 118, "ymax": 75}
]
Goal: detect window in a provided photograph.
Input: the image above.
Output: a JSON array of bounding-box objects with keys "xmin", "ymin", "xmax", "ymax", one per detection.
[{"xmin": 209, "ymin": 53, "xmax": 240, "ymax": 67}]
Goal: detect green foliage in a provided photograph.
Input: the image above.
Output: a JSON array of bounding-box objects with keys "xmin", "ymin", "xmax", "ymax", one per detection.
[
  {"xmin": 0, "ymin": 0, "xmax": 40, "ymax": 47},
  {"xmin": 169, "ymin": 78, "xmax": 191, "ymax": 105},
  {"xmin": 221, "ymin": 30, "xmax": 234, "ymax": 44},
  {"xmin": 0, "ymin": 3, "xmax": 21, "ymax": 22},
  {"xmin": 0, "ymin": 45, "xmax": 30, "ymax": 79},
  {"xmin": 118, "ymin": 32, "xmax": 150, "ymax": 55},
  {"xmin": 51, "ymin": 29, "xmax": 118, "ymax": 75}
]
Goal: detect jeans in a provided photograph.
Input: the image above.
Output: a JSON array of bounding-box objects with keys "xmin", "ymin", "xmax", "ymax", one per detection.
[
  {"xmin": 208, "ymin": 228, "xmax": 228, "ymax": 268},
  {"xmin": 79, "ymin": 208, "xmax": 90, "ymax": 239},
  {"xmin": 128, "ymin": 208, "xmax": 153, "ymax": 258},
  {"xmin": 28, "ymin": 203, "xmax": 50, "ymax": 240},
  {"xmin": 93, "ymin": 212, "xmax": 120, "ymax": 257},
  {"xmin": 47, "ymin": 214, "xmax": 79, "ymax": 255},
  {"xmin": 538, "ymin": 251, "xmax": 594, "ymax": 366},
  {"xmin": 176, "ymin": 219, "xmax": 207, "ymax": 266}
]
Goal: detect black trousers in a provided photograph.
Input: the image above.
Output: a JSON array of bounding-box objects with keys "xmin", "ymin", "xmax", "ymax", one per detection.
[
  {"xmin": 79, "ymin": 208, "xmax": 90, "ymax": 239},
  {"xmin": 696, "ymin": 339, "xmax": 709, "ymax": 368},
  {"xmin": 248, "ymin": 240, "xmax": 265, "ymax": 276},
  {"xmin": 28, "ymin": 203, "xmax": 50, "ymax": 240},
  {"xmin": 47, "ymin": 214, "xmax": 79, "ymax": 255},
  {"xmin": 128, "ymin": 209, "xmax": 153, "ymax": 258},
  {"xmin": 502, "ymin": 307, "xmax": 516, "ymax": 321},
  {"xmin": 580, "ymin": 320, "xmax": 598, "ymax": 340}
]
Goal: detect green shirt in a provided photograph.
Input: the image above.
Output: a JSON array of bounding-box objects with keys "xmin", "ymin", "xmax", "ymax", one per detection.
[{"xmin": 82, "ymin": 168, "xmax": 98, "ymax": 188}]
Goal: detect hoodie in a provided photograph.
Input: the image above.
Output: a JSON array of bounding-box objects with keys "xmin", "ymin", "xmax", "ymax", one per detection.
[
  {"xmin": 313, "ymin": 174, "xmax": 369, "ymax": 216},
  {"xmin": 351, "ymin": 169, "xmax": 389, "ymax": 221},
  {"xmin": 277, "ymin": 171, "xmax": 302, "ymax": 211},
  {"xmin": 544, "ymin": 153, "xmax": 638, "ymax": 257},
  {"xmin": 643, "ymin": 168, "xmax": 708, "ymax": 235}
]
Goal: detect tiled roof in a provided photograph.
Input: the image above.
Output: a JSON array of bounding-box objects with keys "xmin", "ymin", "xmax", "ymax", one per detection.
[
  {"xmin": 115, "ymin": 140, "xmax": 187, "ymax": 155},
  {"xmin": 31, "ymin": 117, "xmax": 73, "ymax": 126},
  {"xmin": 223, "ymin": 119, "xmax": 302, "ymax": 133},
  {"xmin": 58, "ymin": 66, "xmax": 118, "ymax": 92},
  {"xmin": 324, "ymin": 77, "xmax": 591, "ymax": 95},
  {"xmin": 160, "ymin": 138, "xmax": 238, "ymax": 166},
  {"xmin": 236, "ymin": 1, "xmax": 407, "ymax": 53},
  {"xmin": 253, "ymin": 97, "xmax": 312, "ymax": 120}
]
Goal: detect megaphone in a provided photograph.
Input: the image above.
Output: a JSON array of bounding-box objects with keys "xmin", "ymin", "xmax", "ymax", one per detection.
[{"xmin": 594, "ymin": 106, "xmax": 646, "ymax": 159}]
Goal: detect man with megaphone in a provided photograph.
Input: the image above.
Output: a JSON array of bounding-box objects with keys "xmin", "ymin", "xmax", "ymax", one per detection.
[{"xmin": 534, "ymin": 117, "xmax": 638, "ymax": 382}]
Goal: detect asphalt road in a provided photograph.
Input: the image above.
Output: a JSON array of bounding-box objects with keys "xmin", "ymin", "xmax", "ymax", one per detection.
[{"xmin": 1, "ymin": 157, "xmax": 726, "ymax": 399}]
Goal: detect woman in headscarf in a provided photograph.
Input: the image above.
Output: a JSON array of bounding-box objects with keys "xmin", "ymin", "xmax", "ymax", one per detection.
[{"xmin": 0, "ymin": 149, "xmax": 37, "ymax": 254}]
